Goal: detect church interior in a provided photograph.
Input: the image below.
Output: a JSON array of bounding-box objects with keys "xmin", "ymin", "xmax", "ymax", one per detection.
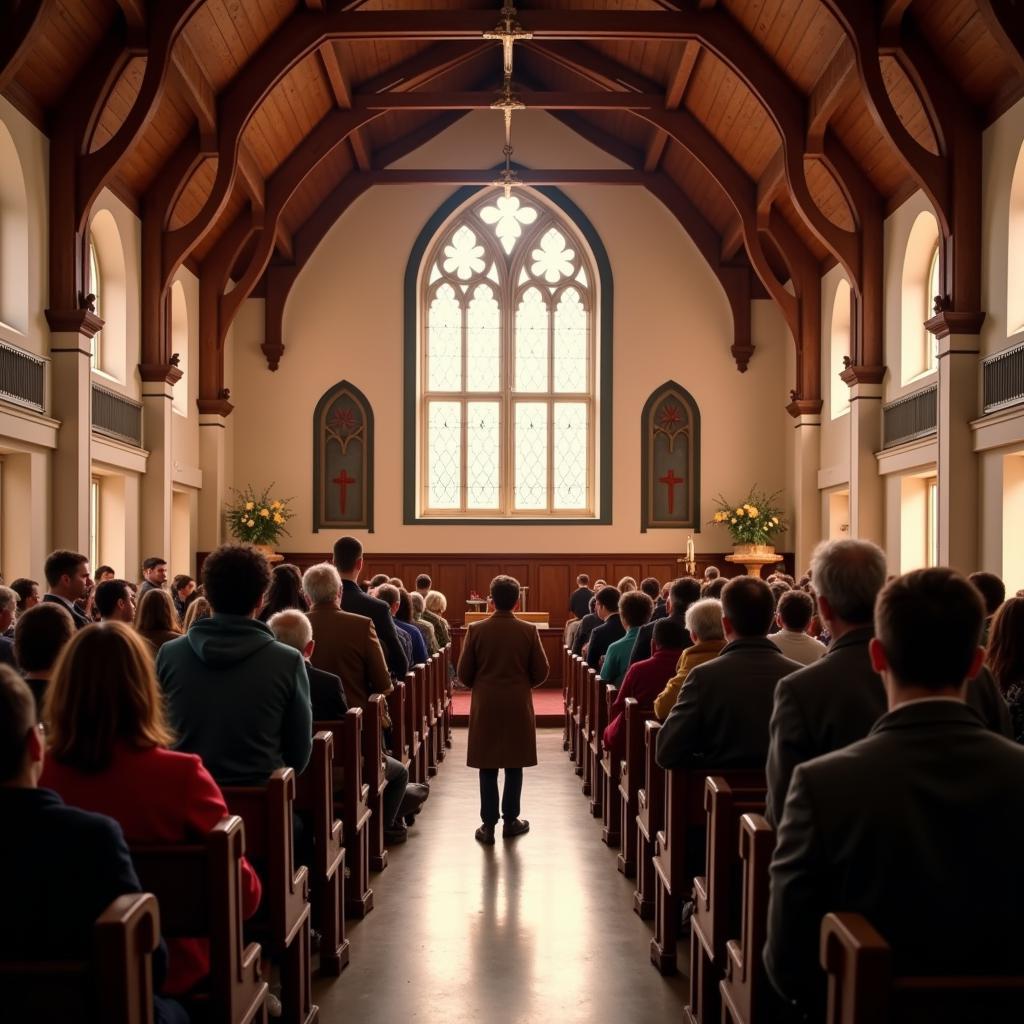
[{"xmin": 3, "ymin": 0, "xmax": 1024, "ymax": 1021}]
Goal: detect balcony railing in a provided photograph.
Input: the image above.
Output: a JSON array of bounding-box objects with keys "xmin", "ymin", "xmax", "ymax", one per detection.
[
  {"xmin": 882, "ymin": 385, "xmax": 937, "ymax": 449},
  {"xmin": 983, "ymin": 341, "xmax": 1024, "ymax": 414},
  {"xmin": 92, "ymin": 383, "xmax": 143, "ymax": 447},
  {"xmin": 0, "ymin": 339, "xmax": 45, "ymax": 412}
]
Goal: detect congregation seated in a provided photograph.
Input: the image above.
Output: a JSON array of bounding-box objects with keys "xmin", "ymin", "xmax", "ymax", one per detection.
[
  {"xmin": 157, "ymin": 544, "xmax": 312, "ymax": 787},
  {"xmin": 703, "ymin": 565, "xmax": 720, "ymax": 582},
  {"xmin": 408, "ymin": 591, "xmax": 439, "ymax": 656},
  {"xmin": 0, "ymin": 665, "xmax": 188, "ymax": 1024},
  {"xmin": 269, "ymin": 609, "xmax": 348, "ymax": 722},
  {"xmin": 585, "ymin": 586, "xmax": 626, "ymax": 670},
  {"xmin": 769, "ymin": 589, "xmax": 826, "ymax": 665},
  {"xmin": 603, "ymin": 617, "xmax": 688, "ymax": 767},
  {"xmin": 600, "ymin": 591, "xmax": 653, "ymax": 688},
  {"xmin": 652, "ymin": 597, "xmax": 727, "ymax": 721},
  {"xmin": 970, "ymin": 570, "xmax": 1006, "ymax": 645},
  {"xmin": 181, "ymin": 596, "xmax": 211, "ymax": 631},
  {"xmin": 423, "ymin": 590, "xmax": 451, "ymax": 647},
  {"xmin": 570, "ymin": 592, "xmax": 603, "ymax": 656},
  {"xmin": 986, "ymin": 596, "xmax": 1024, "ymax": 743},
  {"xmin": 367, "ymin": 573, "xmax": 390, "ymax": 590},
  {"xmin": 38, "ymin": 623, "xmax": 262, "ymax": 999},
  {"xmin": 700, "ymin": 575, "xmax": 727, "ymax": 600},
  {"xmin": 639, "ymin": 577, "xmax": 664, "ymax": 619},
  {"xmin": 14, "ymin": 601, "xmax": 75, "ymax": 712},
  {"xmin": 765, "ymin": 567, "xmax": 1024, "ymax": 1018},
  {"xmin": 334, "ymin": 537, "xmax": 408, "ymax": 679},
  {"xmin": 42, "ymin": 549, "xmax": 92, "ymax": 629},
  {"xmin": 0, "ymin": 586, "xmax": 15, "ymax": 664},
  {"xmin": 135, "ymin": 588, "xmax": 183, "ymax": 655},
  {"xmin": 569, "ymin": 573, "xmax": 595, "ymax": 621},
  {"xmin": 629, "ymin": 576, "xmax": 700, "ymax": 667},
  {"xmin": 94, "ymin": 578, "xmax": 136, "ymax": 624},
  {"xmin": 170, "ymin": 574, "xmax": 197, "ymax": 623},
  {"xmin": 258, "ymin": 563, "xmax": 308, "ymax": 623},
  {"xmin": 9, "ymin": 576, "xmax": 41, "ymax": 628},
  {"xmin": 137, "ymin": 556, "xmax": 167, "ymax": 600},
  {"xmin": 376, "ymin": 584, "xmax": 422, "ymax": 666},
  {"xmin": 655, "ymin": 576, "xmax": 800, "ymax": 770}
]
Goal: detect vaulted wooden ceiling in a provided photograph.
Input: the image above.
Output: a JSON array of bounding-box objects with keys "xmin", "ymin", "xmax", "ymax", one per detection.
[{"xmin": 4, "ymin": 0, "xmax": 1022, "ymax": 413}]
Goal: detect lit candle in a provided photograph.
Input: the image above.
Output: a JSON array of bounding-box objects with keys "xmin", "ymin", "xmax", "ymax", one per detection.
[{"xmin": 687, "ymin": 536, "xmax": 695, "ymax": 564}]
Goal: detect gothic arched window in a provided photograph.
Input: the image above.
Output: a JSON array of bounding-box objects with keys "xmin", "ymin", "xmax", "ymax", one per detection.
[{"xmin": 413, "ymin": 188, "xmax": 603, "ymax": 520}]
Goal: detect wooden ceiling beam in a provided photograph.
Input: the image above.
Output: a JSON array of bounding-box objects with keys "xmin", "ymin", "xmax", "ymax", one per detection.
[
  {"xmin": 372, "ymin": 111, "xmax": 467, "ymax": 167},
  {"xmin": 350, "ymin": 90, "xmax": 666, "ymax": 110},
  {"xmin": 644, "ymin": 41, "xmax": 699, "ymax": 171},
  {"xmin": 316, "ymin": 42, "xmax": 372, "ymax": 172},
  {"xmin": 548, "ymin": 111, "xmax": 644, "ymax": 169},
  {"xmin": 757, "ymin": 149, "xmax": 786, "ymax": 225},
  {"xmin": 975, "ymin": 0, "xmax": 1024, "ymax": 79},
  {"xmin": 112, "ymin": 0, "xmax": 147, "ymax": 31},
  {"xmin": 171, "ymin": 34, "xmax": 216, "ymax": 143},
  {"xmin": 0, "ymin": 0, "xmax": 54, "ymax": 95},
  {"xmin": 807, "ymin": 39, "xmax": 856, "ymax": 151},
  {"xmin": 880, "ymin": 0, "xmax": 913, "ymax": 31},
  {"xmin": 358, "ymin": 41, "xmax": 491, "ymax": 95}
]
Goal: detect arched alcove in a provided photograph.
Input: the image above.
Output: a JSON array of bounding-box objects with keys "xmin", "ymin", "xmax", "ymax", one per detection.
[
  {"xmin": 901, "ymin": 209, "xmax": 940, "ymax": 384},
  {"xmin": 313, "ymin": 380, "xmax": 374, "ymax": 532},
  {"xmin": 0, "ymin": 121, "xmax": 29, "ymax": 334},
  {"xmin": 641, "ymin": 380, "xmax": 701, "ymax": 532},
  {"xmin": 1008, "ymin": 142, "xmax": 1024, "ymax": 338},
  {"xmin": 830, "ymin": 279, "xmax": 852, "ymax": 419},
  {"xmin": 88, "ymin": 208, "xmax": 128, "ymax": 382},
  {"xmin": 170, "ymin": 280, "xmax": 189, "ymax": 415}
]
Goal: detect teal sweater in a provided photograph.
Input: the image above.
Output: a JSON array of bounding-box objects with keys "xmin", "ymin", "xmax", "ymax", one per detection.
[
  {"xmin": 601, "ymin": 626, "xmax": 641, "ymax": 688},
  {"xmin": 156, "ymin": 614, "xmax": 312, "ymax": 786}
]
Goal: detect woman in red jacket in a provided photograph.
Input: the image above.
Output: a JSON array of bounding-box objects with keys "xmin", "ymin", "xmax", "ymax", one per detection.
[{"xmin": 40, "ymin": 621, "xmax": 262, "ymax": 997}]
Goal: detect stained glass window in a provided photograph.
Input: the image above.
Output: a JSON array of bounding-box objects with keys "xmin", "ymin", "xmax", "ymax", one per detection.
[{"xmin": 420, "ymin": 188, "xmax": 597, "ymax": 517}]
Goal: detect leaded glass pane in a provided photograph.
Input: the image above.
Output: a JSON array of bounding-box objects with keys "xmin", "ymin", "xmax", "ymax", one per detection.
[
  {"xmin": 554, "ymin": 287, "xmax": 588, "ymax": 393},
  {"xmin": 530, "ymin": 227, "xmax": 575, "ymax": 284},
  {"xmin": 553, "ymin": 403, "xmax": 588, "ymax": 509},
  {"xmin": 427, "ymin": 283, "xmax": 461, "ymax": 391},
  {"xmin": 466, "ymin": 401, "xmax": 500, "ymax": 509},
  {"xmin": 428, "ymin": 262, "xmax": 442, "ymax": 285},
  {"xmin": 575, "ymin": 266, "xmax": 588, "ymax": 287},
  {"xmin": 467, "ymin": 283, "xmax": 500, "ymax": 392},
  {"xmin": 514, "ymin": 287, "xmax": 548, "ymax": 393},
  {"xmin": 443, "ymin": 225, "xmax": 485, "ymax": 280},
  {"xmin": 479, "ymin": 195, "xmax": 538, "ymax": 255},
  {"xmin": 427, "ymin": 401, "xmax": 461, "ymax": 509},
  {"xmin": 514, "ymin": 402, "xmax": 548, "ymax": 510}
]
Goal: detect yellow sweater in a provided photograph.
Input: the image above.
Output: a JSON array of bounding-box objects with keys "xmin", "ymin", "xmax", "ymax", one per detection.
[{"xmin": 653, "ymin": 638, "xmax": 729, "ymax": 721}]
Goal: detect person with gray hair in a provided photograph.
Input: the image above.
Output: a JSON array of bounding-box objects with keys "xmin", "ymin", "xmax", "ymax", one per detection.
[
  {"xmin": 268, "ymin": 609, "xmax": 348, "ymax": 722},
  {"xmin": 409, "ymin": 591, "xmax": 439, "ymax": 656},
  {"xmin": 653, "ymin": 598, "xmax": 728, "ymax": 720},
  {"xmin": 422, "ymin": 590, "xmax": 450, "ymax": 647},
  {"xmin": 302, "ymin": 561, "xmax": 342, "ymax": 607},
  {"xmin": 0, "ymin": 587, "xmax": 17, "ymax": 664}
]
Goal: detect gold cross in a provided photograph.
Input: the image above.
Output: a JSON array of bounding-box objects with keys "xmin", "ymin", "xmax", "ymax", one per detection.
[{"xmin": 482, "ymin": 2, "xmax": 533, "ymax": 79}]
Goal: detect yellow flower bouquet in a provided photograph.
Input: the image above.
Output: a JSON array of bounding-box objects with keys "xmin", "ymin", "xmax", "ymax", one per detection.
[
  {"xmin": 710, "ymin": 488, "xmax": 785, "ymax": 545},
  {"xmin": 225, "ymin": 484, "xmax": 295, "ymax": 545}
]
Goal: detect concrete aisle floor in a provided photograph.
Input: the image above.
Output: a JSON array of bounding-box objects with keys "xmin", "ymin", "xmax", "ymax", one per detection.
[{"xmin": 313, "ymin": 728, "xmax": 689, "ymax": 1023}]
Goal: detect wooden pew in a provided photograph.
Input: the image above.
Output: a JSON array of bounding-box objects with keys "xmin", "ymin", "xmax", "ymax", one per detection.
[
  {"xmin": 685, "ymin": 777, "xmax": 767, "ymax": 1023},
  {"xmin": 432, "ymin": 651, "xmax": 446, "ymax": 766},
  {"xmin": 599, "ymin": 683, "xmax": 619, "ymax": 845},
  {"xmin": 617, "ymin": 698, "xmax": 655, "ymax": 878},
  {"xmin": 562, "ymin": 646, "xmax": 572, "ymax": 752},
  {"xmin": 403, "ymin": 669, "xmax": 422, "ymax": 784},
  {"xmin": 413, "ymin": 663, "xmax": 429, "ymax": 783},
  {"xmin": 222, "ymin": 770, "xmax": 316, "ymax": 1024},
  {"xmin": 574, "ymin": 659, "xmax": 587, "ymax": 777},
  {"xmin": 581, "ymin": 667, "xmax": 597, "ymax": 797},
  {"xmin": 567, "ymin": 654, "xmax": 581, "ymax": 764},
  {"xmin": 633, "ymin": 719, "xmax": 664, "ymax": 920},
  {"xmin": 442, "ymin": 644, "xmax": 454, "ymax": 750},
  {"xmin": 652, "ymin": 766, "xmax": 765, "ymax": 975},
  {"xmin": 0, "ymin": 892, "xmax": 162, "ymax": 1024},
  {"xmin": 821, "ymin": 912, "xmax": 1024, "ymax": 1024},
  {"xmin": 294, "ymin": 732, "xmax": 349, "ymax": 977},
  {"xmin": 386, "ymin": 679, "xmax": 409, "ymax": 773},
  {"xmin": 314, "ymin": 711, "xmax": 373, "ymax": 919},
  {"xmin": 131, "ymin": 816, "xmax": 268, "ymax": 1024},
  {"xmin": 587, "ymin": 673, "xmax": 610, "ymax": 818},
  {"xmin": 362, "ymin": 694, "xmax": 388, "ymax": 872},
  {"xmin": 424, "ymin": 655, "xmax": 439, "ymax": 777},
  {"xmin": 719, "ymin": 813, "xmax": 776, "ymax": 1024}
]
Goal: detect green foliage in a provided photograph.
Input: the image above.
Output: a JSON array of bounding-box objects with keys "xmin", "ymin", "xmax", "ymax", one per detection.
[
  {"xmin": 225, "ymin": 484, "xmax": 295, "ymax": 545},
  {"xmin": 709, "ymin": 488, "xmax": 786, "ymax": 545}
]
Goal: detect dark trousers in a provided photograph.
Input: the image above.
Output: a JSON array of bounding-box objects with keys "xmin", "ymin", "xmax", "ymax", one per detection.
[{"xmin": 479, "ymin": 768, "xmax": 523, "ymax": 825}]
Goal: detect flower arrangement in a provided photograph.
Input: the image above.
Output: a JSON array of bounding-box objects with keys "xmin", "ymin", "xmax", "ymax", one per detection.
[
  {"xmin": 225, "ymin": 484, "xmax": 295, "ymax": 546},
  {"xmin": 709, "ymin": 488, "xmax": 786, "ymax": 545}
]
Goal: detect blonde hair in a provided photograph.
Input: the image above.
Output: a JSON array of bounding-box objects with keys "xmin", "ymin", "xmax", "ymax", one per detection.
[
  {"xmin": 44, "ymin": 622, "xmax": 174, "ymax": 772},
  {"xmin": 135, "ymin": 588, "xmax": 182, "ymax": 637},
  {"xmin": 182, "ymin": 596, "xmax": 212, "ymax": 630},
  {"xmin": 618, "ymin": 576, "xmax": 637, "ymax": 594},
  {"xmin": 425, "ymin": 590, "xmax": 447, "ymax": 615}
]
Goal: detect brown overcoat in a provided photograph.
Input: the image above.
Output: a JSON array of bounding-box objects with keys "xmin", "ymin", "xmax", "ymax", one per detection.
[
  {"xmin": 307, "ymin": 603, "xmax": 392, "ymax": 712},
  {"xmin": 459, "ymin": 611, "xmax": 549, "ymax": 769}
]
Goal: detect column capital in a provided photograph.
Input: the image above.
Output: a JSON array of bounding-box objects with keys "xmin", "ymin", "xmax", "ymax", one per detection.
[
  {"xmin": 45, "ymin": 308, "xmax": 104, "ymax": 338},
  {"xmin": 786, "ymin": 396, "xmax": 823, "ymax": 419},
  {"xmin": 840, "ymin": 362, "xmax": 885, "ymax": 387},
  {"xmin": 925, "ymin": 310, "xmax": 985, "ymax": 340},
  {"xmin": 197, "ymin": 397, "xmax": 234, "ymax": 417},
  {"xmin": 139, "ymin": 362, "xmax": 184, "ymax": 385}
]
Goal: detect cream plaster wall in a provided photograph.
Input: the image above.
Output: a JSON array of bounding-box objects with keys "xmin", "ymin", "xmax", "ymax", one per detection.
[
  {"xmin": 820, "ymin": 264, "xmax": 852, "ymax": 482},
  {"xmin": 170, "ymin": 266, "xmax": 201, "ymax": 480},
  {"xmin": 229, "ymin": 111, "xmax": 792, "ymax": 555}
]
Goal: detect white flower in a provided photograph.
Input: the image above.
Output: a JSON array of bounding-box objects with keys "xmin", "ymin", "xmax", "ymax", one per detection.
[
  {"xmin": 480, "ymin": 195, "xmax": 538, "ymax": 255},
  {"xmin": 443, "ymin": 225, "xmax": 486, "ymax": 280},
  {"xmin": 530, "ymin": 227, "xmax": 575, "ymax": 284}
]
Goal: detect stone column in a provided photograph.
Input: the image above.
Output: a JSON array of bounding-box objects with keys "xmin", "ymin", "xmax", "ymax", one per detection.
[
  {"xmin": 928, "ymin": 312, "xmax": 984, "ymax": 572},
  {"xmin": 140, "ymin": 378, "xmax": 175, "ymax": 565},
  {"xmin": 788, "ymin": 406, "xmax": 822, "ymax": 575},
  {"xmin": 45, "ymin": 309, "xmax": 102, "ymax": 554},
  {"xmin": 198, "ymin": 401, "xmax": 232, "ymax": 553},
  {"xmin": 842, "ymin": 368, "xmax": 885, "ymax": 546}
]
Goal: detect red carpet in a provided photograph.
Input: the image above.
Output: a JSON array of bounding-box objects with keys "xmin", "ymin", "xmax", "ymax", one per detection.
[{"xmin": 451, "ymin": 688, "xmax": 564, "ymax": 726}]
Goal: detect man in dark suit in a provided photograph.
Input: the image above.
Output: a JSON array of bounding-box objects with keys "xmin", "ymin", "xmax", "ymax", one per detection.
[
  {"xmin": 656, "ymin": 576, "xmax": 800, "ymax": 770},
  {"xmin": 629, "ymin": 576, "xmax": 700, "ymax": 666},
  {"xmin": 571, "ymin": 598, "xmax": 600, "ymax": 656},
  {"xmin": 334, "ymin": 536, "xmax": 409, "ymax": 680},
  {"xmin": 0, "ymin": 665, "xmax": 187, "ymax": 1024},
  {"xmin": 41, "ymin": 549, "xmax": 92, "ymax": 630},
  {"xmin": 569, "ymin": 574, "xmax": 595, "ymax": 621},
  {"xmin": 765, "ymin": 568, "xmax": 1024, "ymax": 1018},
  {"xmin": 586, "ymin": 585, "xmax": 626, "ymax": 671}
]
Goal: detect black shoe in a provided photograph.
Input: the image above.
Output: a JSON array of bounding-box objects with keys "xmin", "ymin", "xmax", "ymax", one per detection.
[
  {"xmin": 384, "ymin": 824, "xmax": 408, "ymax": 845},
  {"xmin": 398, "ymin": 782, "xmax": 430, "ymax": 820},
  {"xmin": 502, "ymin": 818, "xmax": 530, "ymax": 839},
  {"xmin": 475, "ymin": 823, "xmax": 496, "ymax": 845}
]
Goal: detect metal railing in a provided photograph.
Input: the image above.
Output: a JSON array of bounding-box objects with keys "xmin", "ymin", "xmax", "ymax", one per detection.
[
  {"xmin": 92, "ymin": 383, "xmax": 143, "ymax": 446},
  {"xmin": 882, "ymin": 384, "xmax": 937, "ymax": 449},
  {"xmin": 983, "ymin": 341, "xmax": 1024, "ymax": 414},
  {"xmin": 0, "ymin": 339, "xmax": 45, "ymax": 412}
]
